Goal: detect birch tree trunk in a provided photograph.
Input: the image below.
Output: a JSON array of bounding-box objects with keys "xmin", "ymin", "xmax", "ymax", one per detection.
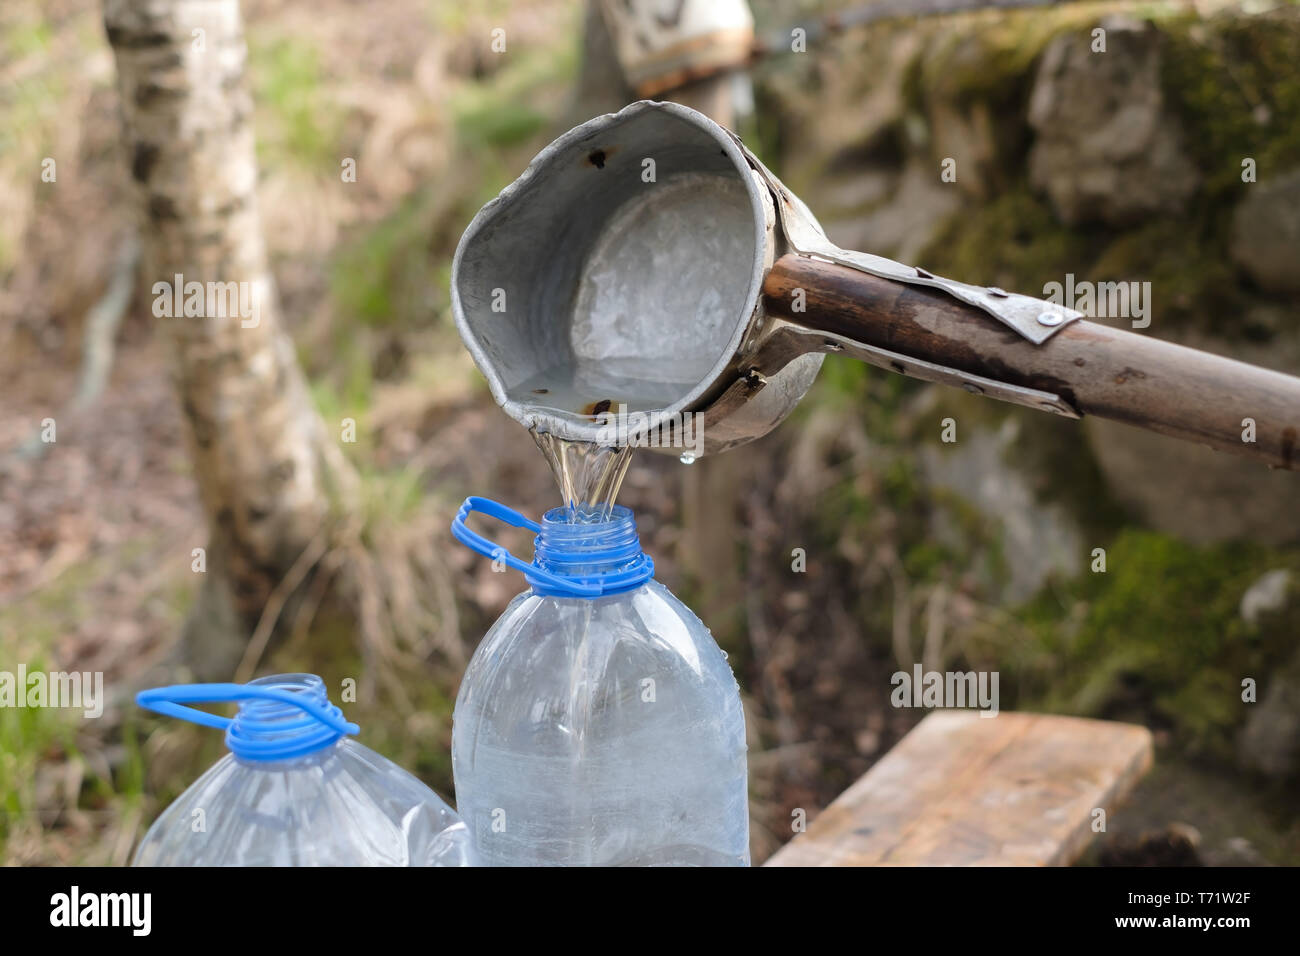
[{"xmin": 104, "ymin": 0, "xmax": 355, "ymax": 678}]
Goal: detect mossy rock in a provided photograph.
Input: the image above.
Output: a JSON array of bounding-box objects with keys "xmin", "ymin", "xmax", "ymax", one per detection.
[
  {"xmin": 1003, "ymin": 531, "xmax": 1300, "ymax": 759},
  {"xmin": 1160, "ymin": 9, "xmax": 1300, "ymax": 203}
]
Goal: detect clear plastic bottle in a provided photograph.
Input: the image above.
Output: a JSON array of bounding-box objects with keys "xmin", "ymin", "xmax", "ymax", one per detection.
[
  {"xmin": 132, "ymin": 673, "xmax": 476, "ymax": 866},
  {"xmin": 450, "ymin": 496, "xmax": 749, "ymax": 866}
]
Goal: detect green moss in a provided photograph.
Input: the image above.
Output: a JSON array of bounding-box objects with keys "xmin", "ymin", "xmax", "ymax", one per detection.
[
  {"xmin": 921, "ymin": 184, "xmax": 1109, "ymax": 292},
  {"xmin": 920, "ymin": 175, "xmax": 1283, "ymax": 340},
  {"xmin": 1091, "ymin": 218, "xmax": 1264, "ymax": 337},
  {"xmin": 1008, "ymin": 530, "xmax": 1300, "ymax": 757},
  {"xmin": 1161, "ymin": 10, "xmax": 1300, "ymax": 201},
  {"xmin": 900, "ymin": 8, "xmax": 1300, "ymax": 344},
  {"xmin": 918, "ymin": 11, "xmax": 1070, "ymax": 108}
]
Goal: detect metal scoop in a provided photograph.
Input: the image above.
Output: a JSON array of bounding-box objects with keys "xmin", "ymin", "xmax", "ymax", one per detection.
[{"xmin": 453, "ymin": 101, "xmax": 1300, "ymax": 469}]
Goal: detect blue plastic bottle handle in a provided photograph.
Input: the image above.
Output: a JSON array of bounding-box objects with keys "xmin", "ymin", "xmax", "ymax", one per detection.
[
  {"xmin": 137, "ymin": 683, "xmax": 360, "ymax": 761},
  {"xmin": 451, "ymin": 496, "xmax": 605, "ymax": 597}
]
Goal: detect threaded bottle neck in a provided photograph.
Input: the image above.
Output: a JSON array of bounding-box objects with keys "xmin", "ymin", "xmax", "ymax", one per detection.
[
  {"xmin": 228, "ymin": 674, "xmax": 342, "ymax": 763},
  {"xmin": 530, "ymin": 505, "xmax": 652, "ymax": 596}
]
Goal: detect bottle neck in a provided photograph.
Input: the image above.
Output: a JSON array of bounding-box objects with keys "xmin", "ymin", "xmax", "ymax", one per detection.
[
  {"xmin": 530, "ymin": 506, "xmax": 652, "ymax": 595},
  {"xmin": 228, "ymin": 674, "xmax": 342, "ymax": 763}
]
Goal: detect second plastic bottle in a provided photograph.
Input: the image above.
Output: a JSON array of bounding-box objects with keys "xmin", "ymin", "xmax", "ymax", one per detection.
[
  {"xmin": 133, "ymin": 673, "xmax": 476, "ymax": 866},
  {"xmin": 451, "ymin": 496, "xmax": 749, "ymax": 866}
]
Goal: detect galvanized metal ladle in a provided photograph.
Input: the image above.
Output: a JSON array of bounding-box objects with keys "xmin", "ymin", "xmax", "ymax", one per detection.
[{"xmin": 452, "ymin": 100, "xmax": 1300, "ymax": 470}]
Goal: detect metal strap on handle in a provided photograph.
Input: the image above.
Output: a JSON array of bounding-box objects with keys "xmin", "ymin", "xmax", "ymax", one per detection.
[
  {"xmin": 136, "ymin": 683, "xmax": 359, "ymax": 761},
  {"xmin": 737, "ymin": 139, "xmax": 1083, "ymax": 345}
]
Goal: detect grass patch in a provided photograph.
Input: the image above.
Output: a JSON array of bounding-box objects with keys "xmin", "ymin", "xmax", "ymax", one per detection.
[
  {"xmin": 249, "ymin": 35, "xmax": 342, "ymax": 170},
  {"xmin": 0, "ymin": 552, "xmax": 154, "ymax": 862},
  {"xmin": 451, "ymin": 42, "xmax": 577, "ymax": 151},
  {"xmin": 330, "ymin": 200, "xmax": 437, "ymax": 328}
]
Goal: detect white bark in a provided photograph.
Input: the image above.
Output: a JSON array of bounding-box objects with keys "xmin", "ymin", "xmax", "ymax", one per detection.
[{"xmin": 104, "ymin": 0, "xmax": 354, "ymax": 676}]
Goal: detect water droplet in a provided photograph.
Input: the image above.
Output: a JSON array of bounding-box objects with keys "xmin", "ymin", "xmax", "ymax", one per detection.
[{"xmin": 679, "ymin": 452, "xmax": 696, "ymax": 465}]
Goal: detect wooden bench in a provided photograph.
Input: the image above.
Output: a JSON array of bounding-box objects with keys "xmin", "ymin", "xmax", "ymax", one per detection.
[{"xmin": 764, "ymin": 711, "xmax": 1153, "ymax": 867}]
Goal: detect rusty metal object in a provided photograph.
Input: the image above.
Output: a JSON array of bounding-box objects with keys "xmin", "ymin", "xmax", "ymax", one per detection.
[
  {"xmin": 453, "ymin": 100, "xmax": 813, "ymax": 455},
  {"xmin": 451, "ymin": 100, "xmax": 1300, "ymax": 469}
]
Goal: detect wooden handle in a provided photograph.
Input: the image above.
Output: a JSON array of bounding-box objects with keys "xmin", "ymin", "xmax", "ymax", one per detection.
[{"xmin": 763, "ymin": 254, "xmax": 1300, "ymax": 471}]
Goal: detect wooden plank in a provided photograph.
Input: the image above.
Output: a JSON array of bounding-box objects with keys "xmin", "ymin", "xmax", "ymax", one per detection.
[{"xmin": 764, "ymin": 711, "xmax": 1153, "ymax": 867}]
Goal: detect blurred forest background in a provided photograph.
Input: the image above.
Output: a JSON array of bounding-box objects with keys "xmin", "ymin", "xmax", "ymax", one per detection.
[{"xmin": 2, "ymin": 0, "xmax": 1299, "ymax": 865}]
